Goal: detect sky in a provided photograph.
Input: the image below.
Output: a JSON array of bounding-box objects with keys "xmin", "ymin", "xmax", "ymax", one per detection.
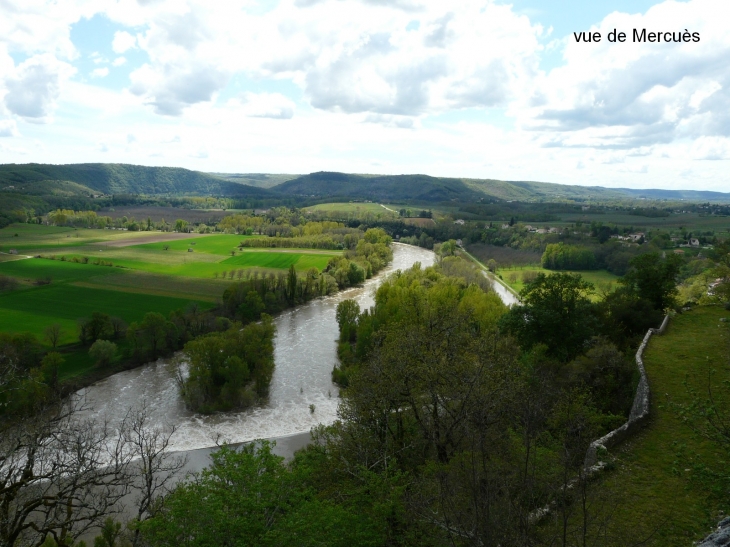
[{"xmin": 0, "ymin": 0, "xmax": 728, "ymax": 191}]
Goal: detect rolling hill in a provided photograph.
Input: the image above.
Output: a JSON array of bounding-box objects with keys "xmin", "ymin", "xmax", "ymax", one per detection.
[
  {"xmin": 0, "ymin": 164, "xmax": 273, "ymax": 197},
  {"xmin": 2, "ymin": 164, "xmax": 729, "ymax": 204},
  {"xmin": 272, "ymin": 172, "xmax": 486, "ymax": 202},
  {"xmin": 271, "ymin": 172, "xmax": 730, "ymax": 203}
]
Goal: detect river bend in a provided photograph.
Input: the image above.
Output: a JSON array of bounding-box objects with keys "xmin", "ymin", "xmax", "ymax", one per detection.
[{"xmin": 77, "ymin": 243, "xmax": 436, "ymax": 452}]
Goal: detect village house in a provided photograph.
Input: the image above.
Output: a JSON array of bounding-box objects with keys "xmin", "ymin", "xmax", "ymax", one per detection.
[
  {"xmin": 689, "ymin": 238, "xmax": 700, "ymax": 247},
  {"xmin": 628, "ymin": 232, "xmax": 645, "ymax": 242},
  {"xmin": 453, "ymin": 219, "xmax": 465, "ymax": 225}
]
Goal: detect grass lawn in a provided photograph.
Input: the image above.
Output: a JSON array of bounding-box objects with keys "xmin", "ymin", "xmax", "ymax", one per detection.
[
  {"xmin": 539, "ymin": 306, "xmax": 730, "ymax": 545},
  {"xmin": 499, "ymin": 265, "xmax": 619, "ymax": 297}
]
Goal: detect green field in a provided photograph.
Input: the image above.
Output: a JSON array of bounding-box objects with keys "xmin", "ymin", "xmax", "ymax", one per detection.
[
  {"xmin": 0, "ymin": 283, "xmax": 209, "ymax": 345},
  {"xmin": 133, "ymin": 234, "xmax": 251, "ymax": 254},
  {"xmin": 0, "ymin": 224, "xmax": 175, "ymax": 252},
  {"xmin": 540, "ymin": 306, "xmax": 730, "ymax": 545},
  {"xmin": 0, "ymin": 225, "xmax": 341, "ymax": 350},
  {"xmin": 305, "ymin": 202, "xmax": 393, "ymax": 214},
  {"xmin": 499, "ymin": 265, "xmax": 619, "ymax": 296}
]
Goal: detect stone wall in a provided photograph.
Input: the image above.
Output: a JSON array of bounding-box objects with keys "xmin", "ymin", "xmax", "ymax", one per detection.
[{"xmin": 584, "ymin": 314, "xmax": 670, "ymax": 469}]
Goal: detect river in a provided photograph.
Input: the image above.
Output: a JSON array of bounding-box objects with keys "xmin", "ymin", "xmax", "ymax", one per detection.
[{"xmin": 77, "ymin": 243, "xmax": 437, "ymax": 453}]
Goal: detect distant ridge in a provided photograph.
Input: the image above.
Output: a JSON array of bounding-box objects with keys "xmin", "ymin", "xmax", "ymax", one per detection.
[
  {"xmin": 1, "ymin": 164, "xmax": 728, "ymax": 203},
  {"xmin": 273, "ymin": 172, "xmax": 486, "ymax": 202},
  {"xmin": 271, "ymin": 172, "xmax": 730, "ymax": 203},
  {"xmin": 0, "ymin": 163, "xmax": 273, "ymax": 197}
]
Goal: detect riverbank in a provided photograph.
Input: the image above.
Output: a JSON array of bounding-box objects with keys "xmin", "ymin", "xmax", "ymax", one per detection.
[
  {"xmin": 458, "ymin": 246, "xmax": 521, "ymax": 305},
  {"xmin": 74, "ymin": 244, "xmax": 437, "ymax": 454}
]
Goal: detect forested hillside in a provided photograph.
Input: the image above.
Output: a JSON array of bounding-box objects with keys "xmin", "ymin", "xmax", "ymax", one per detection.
[
  {"xmin": 273, "ymin": 171, "xmax": 485, "ymax": 202},
  {"xmin": 0, "ymin": 164, "xmax": 272, "ymax": 197}
]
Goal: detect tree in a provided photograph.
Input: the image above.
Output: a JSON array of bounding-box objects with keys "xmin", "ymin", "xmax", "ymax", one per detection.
[
  {"xmin": 139, "ymin": 312, "xmax": 175, "ymax": 359},
  {"xmin": 40, "ymin": 351, "xmax": 63, "ymax": 391},
  {"xmin": 89, "ymin": 339, "xmax": 117, "ymax": 367},
  {"xmin": 178, "ymin": 318, "xmax": 275, "ymax": 413},
  {"xmin": 620, "ymin": 252, "xmax": 682, "ymax": 310},
  {"xmin": 0, "ymin": 397, "xmax": 133, "ymax": 547},
  {"xmin": 336, "ymin": 300, "xmax": 360, "ymax": 343},
  {"xmin": 139, "ymin": 442, "xmax": 290, "ymax": 546},
  {"xmin": 286, "ymin": 264, "xmax": 297, "ymax": 302},
  {"xmin": 109, "ymin": 316, "xmax": 127, "ymax": 339},
  {"xmin": 239, "ymin": 291, "xmax": 264, "ymax": 323},
  {"xmin": 173, "ymin": 219, "xmax": 188, "ymax": 233},
  {"xmin": 121, "ymin": 404, "xmax": 187, "ymax": 547},
  {"xmin": 44, "ymin": 323, "xmax": 62, "ymax": 349},
  {"xmin": 80, "ymin": 312, "xmax": 113, "ymax": 344},
  {"xmin": 499, "ymin": 272, "xmax": 597, "ymax": 361}
]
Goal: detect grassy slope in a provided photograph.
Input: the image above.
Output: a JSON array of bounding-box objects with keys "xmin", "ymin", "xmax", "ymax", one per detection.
[{"xmin": 543, "ymin": 306, "xmax": 729, "ymax": 545}]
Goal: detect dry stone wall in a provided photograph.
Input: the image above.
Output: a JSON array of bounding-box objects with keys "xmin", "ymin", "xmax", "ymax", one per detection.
[{"xmin": 584, "ymin": 314, "xmax": 670, "ymax": 469}]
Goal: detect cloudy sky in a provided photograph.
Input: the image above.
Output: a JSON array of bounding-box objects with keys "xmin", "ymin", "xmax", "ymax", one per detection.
[{"xmin": 0, "ymin": 0, "xmax": 727, "ymax": 190}]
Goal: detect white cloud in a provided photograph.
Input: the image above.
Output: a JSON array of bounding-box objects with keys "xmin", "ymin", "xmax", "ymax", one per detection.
[
  {"xmin": 520, "ymin": 0, "xmax": 730, "ymax": 152},
  {"xmin": 112, "ymin": 56, "xmax": 128, "ymax": 67},
  {"xmin": 235, "ymin": 92, "xmax": 295, "ymax": 119},
  {"xmin": 3, "ymin": 54, "xmax": 75, "ymax": 122},
  {"xmin": 112, "ymin": 31, "xmax": 137, "ymax": 54},
  {"xmin": 0, "ymin": 0, "xmax": 87, "ymax": 59},
  {"xmin": 0, "ymin": 119, "xmax": 20, "ymax": 137},
  {"xmin": 129, "ymin": 62, "xmax": 228, "ymax": 115},
  {"xmin": 91, "ymin": 67, "xmax": 109, "ymax": 78}
]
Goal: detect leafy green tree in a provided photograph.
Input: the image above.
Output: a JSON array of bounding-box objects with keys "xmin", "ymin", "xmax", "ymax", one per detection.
[
  {"xmin": 286, "ymin": 264, "xmax": 297, "ymax": 303},
  {"xmin": 173, "ymin": 219, "xmax": 188, "ymax": 233},
  {"xmin": 89, "ymin": 339, "xmax": 117, "ymax": 367},
  {"xmin": 620, "ymin": 252, "xmax": 682, "ymax": 310},
  {"xmin": 499, "ymin": 272, "xmax": 597, "ymax": 361},
  {"xmin": 140, "ymin": 442, "xmax": 288, "ymax": 546},
  {"xmin": 239, "ymin": 290, "xmax": 265, "ymax": 323},
  {"xmin": 336, "ymin": 300, "xmax": 360, "ymax": 343},
  {"xmin": 79, "ymin": 312, "xmax": 113, "ymax": 345},
  {"xmin": 180, "ymin": 317, "xmax": 275, "ymax": 413},
  {"xmin": 93, "ymin": 518, "xmax": 123, "ymax": 547},
  {"xmin": 139, "ymin": 312, "xmax": 175, "ymax": 359}
]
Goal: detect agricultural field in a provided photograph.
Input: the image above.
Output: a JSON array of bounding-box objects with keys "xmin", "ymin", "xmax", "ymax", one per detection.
[
  {"xmin": 304, "ymin": 202, "xmax": 391, "ymax": 214},
  {"xmin": 558, "ymin": 211, "xmax": 730, "ymax": 234},
  {"xmin": 0, "ymin": 224, "xmax": 341, "ymax": 349}
]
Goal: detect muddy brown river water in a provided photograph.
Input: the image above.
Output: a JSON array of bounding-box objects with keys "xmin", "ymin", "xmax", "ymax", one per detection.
[{"xmin": 77, "ymin": 243, "xmax": 438, "ymax": 454}]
